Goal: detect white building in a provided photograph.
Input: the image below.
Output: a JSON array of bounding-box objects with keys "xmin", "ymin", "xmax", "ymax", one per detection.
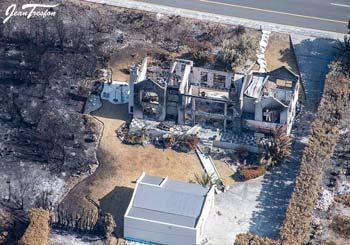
[{"xmin": 124, "ymin": 173, "xmax": 215, "ymax": 245}]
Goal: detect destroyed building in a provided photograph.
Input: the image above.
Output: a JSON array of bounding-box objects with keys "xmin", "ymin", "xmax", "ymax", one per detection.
[{"xmin": 128, "ymin": 58, "xmax": 300, "ymax": 135}]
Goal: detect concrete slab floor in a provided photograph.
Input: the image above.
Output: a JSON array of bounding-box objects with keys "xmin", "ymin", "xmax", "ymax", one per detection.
[{"xmin": 202, "ymin": 160, "xmax": 299, "ymax": 244}]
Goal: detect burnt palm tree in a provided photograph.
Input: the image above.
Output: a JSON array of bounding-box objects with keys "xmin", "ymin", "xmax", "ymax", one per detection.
[
  {"xmin": 334, "ymin": 35, "xmax": 350, "ymax": 70},
  {"xmin": 259, "ymin": 127, "xmax": 292, "ymax": 167},
  {"xmin": 193, "ymin": 172, "xmax": 213, "ymax": 187}
]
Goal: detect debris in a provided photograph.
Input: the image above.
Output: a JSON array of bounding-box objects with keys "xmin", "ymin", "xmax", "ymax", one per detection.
[
  {"xmin": 173, "ymin": 134, "xmax": 200, "ymax": 152},
  {"xmin": 315, "ymin": 188, "xmax": 334, "ymax": 211}
]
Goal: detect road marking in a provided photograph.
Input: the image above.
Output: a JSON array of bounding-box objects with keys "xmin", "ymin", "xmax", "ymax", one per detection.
[
  {"xmin": 199, "ymin": 0, "xmax": 348, "ymax": 24},
  {"xmin": 330, "ymin": 3, "xmax": 350, "ymax": 8}
]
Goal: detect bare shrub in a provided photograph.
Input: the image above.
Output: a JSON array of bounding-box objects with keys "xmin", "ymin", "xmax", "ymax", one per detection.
[
  {"xmin": 238, "ymin": 165, "xmax": 266, "ymax": 181},
  {"xmin": 102, "ymin": 213, "xmax": 116, "ymax": 239},
  {"xmin": 234, "ymin": 25, "xmax": 246, "ymax": 35},
  {"xmin": 193, "ymin": 172, "xmax": 213, "ymax": 186},
  {"xmin": 189, "ymin": 41, "xmax": 213, "ymax": 64},
  {"xmin": 330, "ymin": 215, "xmax": 350, "ymax": 238},
  {"xmin": 334, "ymin": 193, "xmax": 350, "ymax": 205},
  {"xmin": 236, "ymin": 147, "xmax": 249, "ymax": 161},
  {"xmin": 53, "ymin": 206, "xmax": 98, "ymax": 232},
  {"xmin": 173, "ymin": 134, "xmax": 200, "ymax": 152},
  {"xmin": 218, "ymin": 33, "xmax": 258, "ymax": 71},
  {"xmin": 235, "ymin": 233, "xmax": 278, "ymax": 245}
]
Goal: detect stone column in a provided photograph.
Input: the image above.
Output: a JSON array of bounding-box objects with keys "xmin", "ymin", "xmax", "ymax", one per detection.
[
  {"xmin": 224, "ymin": 103, "xmax": 228, "ymax": 131},
  {"xmin": 128, "ymin": 65, "xmax": 138, "ymax": 114},
  {"xmin": 207, "ymin": 72, "xmax": 214, "ymax": 87},
  {"xmin": 192, "ymin": 98, "xmax": 196, "ymax": 125},
  {"xmin": 225, "ymin": 73, "xmax": 232, "ymax": 89}
]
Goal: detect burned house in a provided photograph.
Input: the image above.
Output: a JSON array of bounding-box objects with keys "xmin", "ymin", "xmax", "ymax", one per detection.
[
  {"xmin": 241, "ymin": 66, "xmax": 300, "ymax": 135},
  {"xmin": 128, "ymin": 58, "xmax": 299, "ymax": 135}
]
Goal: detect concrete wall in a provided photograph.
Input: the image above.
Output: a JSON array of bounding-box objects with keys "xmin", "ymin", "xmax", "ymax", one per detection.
[
  {"xmin": 129, "ymin": 58, "xmax": 148, "ymax": 114},
  {"xmin": 242, "ymin": 119, "xmax": 283, "ymax": 135},
  {"xmin": 192, "ymin": 67, "xmax": 233, "ymax": 89},
  {"xmin": 242, "ymin": 96, "xmax": 256, "ymax": 114},
  {"xmin": 286, "ymin": 82, "xmax": 300, "ymax": 134},
  {"xmin": 213, "ymin": 141, "xmax": 260, "ymax": 153},
  {"xmin": 133, "ymin": 80, "xmax": 167, "ymax": 121},
  {"xmin": 128, "ymin": 65, "xmax": 137, "ymax": 114},
  {"xmin": 124, "ymin": 216, "xmax": 197, "ymax": 245},
  {"xmin": 196, "ymin": 187, "xmax": 215, "ymax": 241},
  {"xmin": 138, "ymin": 57, "xmax": 148, "ymax": 82},
  {"xmin": 254, "ymin": 102, "xmax": 263, "ymax": 121},
  {"xmin": 255, "ymin": 97, "xmax": 288, "ymax": 124},
  {"xmin": 280, "ymin": 109, "xmax": 288, "ymax": 124}
]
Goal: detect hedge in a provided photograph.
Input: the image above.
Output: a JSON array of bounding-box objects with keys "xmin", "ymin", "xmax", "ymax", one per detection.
[
  {"xmin": 19, "ymin": 208, "xmax": 50, "ymax": 245},
  {"xmin": 235, "ymin": 233, "xmax": 279, "ymax": 245},
  {"xmin": 234, "ymin": 62, "xmax": 350, "ymax": 245},
  {"xmin": 280, "ymin": 64, "xmax": 350, "ymax": 244}
]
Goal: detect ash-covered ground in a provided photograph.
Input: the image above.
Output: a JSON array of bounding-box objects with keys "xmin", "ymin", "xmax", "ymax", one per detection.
[
  {"xmin": 309, "ymin": 112, "xmax": 350, "ymax": 245},
  {"xmin": 0, "ymin": 42, "xmax": 104, "ymax": 210}
]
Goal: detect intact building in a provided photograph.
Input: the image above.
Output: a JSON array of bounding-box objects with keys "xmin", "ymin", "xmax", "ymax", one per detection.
[{"xmin": 124, "ymin": 173, "xmax": 214, "ymax": 245}]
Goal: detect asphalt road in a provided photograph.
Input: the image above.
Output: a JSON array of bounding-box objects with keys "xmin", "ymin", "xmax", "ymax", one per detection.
[{"xmin": 137, "ymin": 0, "xmax": 349, "ymax": 34}]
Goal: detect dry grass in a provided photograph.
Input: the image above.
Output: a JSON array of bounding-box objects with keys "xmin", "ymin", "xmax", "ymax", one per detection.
[
  {"xmin": 213, "ymin": 160, "xmax": 235, "ymax": 186},
  {"xmin": 61, "ymin": 102, "xmax": 204, "ymax": 236},
  {"xmin": 93, "ymin": 102, "xmax": 204, "ymax": 188},
  {"xmin": 265, "ymin": 32, "xmax": 298, "ymax": 74},
  {"xmin": 19, "ymin": 209, "xmax": 50, "ymax": 245}
]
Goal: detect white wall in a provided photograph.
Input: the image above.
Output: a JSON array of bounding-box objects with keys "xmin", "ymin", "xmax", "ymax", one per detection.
[
  {"xmin": 128, "ymin": 66, "xmax": 137, "ymax": 114},
  {"xmin": 196, "ymin": 187, "xmax": 215, "ymax": 243},
  {"xmin": 286, "ymin": 82, "xmax": 300, "ymax": 134},
  {"xmin": 137, "ymin": 57, "xmax": 148, "ymax": 82},
  {"xmin": 124, "ymin": 216, "xmax": 197, "ymax": 245}
]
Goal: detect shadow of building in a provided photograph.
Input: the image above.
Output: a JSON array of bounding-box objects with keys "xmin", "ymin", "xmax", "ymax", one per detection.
[
  {"xmin": 99, "ymin": 186, "xmax": 134, "ymax": 237},
  {"xmin": 248, "ymin": 36, "xmax": 337, "ymax": 239}
]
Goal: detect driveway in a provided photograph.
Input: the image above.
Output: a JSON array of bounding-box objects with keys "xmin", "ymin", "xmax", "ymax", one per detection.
[{"xmin": 202, "ymin": 35, "xmax": 338, "ymax": 244}]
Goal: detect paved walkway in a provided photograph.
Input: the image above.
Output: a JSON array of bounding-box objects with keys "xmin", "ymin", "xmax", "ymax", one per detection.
[
  {"xmin": 202, "ymin": 35, "xmax": 337, "ymax": 244},
  {"xmin": 291, "ymin": 34, "xmax": 337, "ymax": 112}
]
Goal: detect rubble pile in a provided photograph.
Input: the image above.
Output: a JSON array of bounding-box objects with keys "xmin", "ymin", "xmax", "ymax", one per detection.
[
  {"xmin": 117, "ymin": 119, "xmax": 199, "ymax": 152},
  {"xmin": 315, "ymin": 188, "xmax": 334, "ymax": 212}
]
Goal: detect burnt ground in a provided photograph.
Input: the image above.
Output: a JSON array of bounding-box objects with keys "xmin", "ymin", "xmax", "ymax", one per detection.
[{"xmin": 308, "ymin": 113, "xmax": 350, "ymax": 245}]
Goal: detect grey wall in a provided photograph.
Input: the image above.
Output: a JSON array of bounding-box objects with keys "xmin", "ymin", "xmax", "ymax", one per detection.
[
  {"xmin": 124, "ymin": 217, "xmax": 197, "ymax": 245},
  {"xmin": 242, "ymin": 96, "xmax": 256, "ymax": 114}
]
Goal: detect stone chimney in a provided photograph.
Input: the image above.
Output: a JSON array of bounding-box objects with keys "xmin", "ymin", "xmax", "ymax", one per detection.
[{"xmin": 128, "ymin": 64, "xmax": 138, "ymax": 114}]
